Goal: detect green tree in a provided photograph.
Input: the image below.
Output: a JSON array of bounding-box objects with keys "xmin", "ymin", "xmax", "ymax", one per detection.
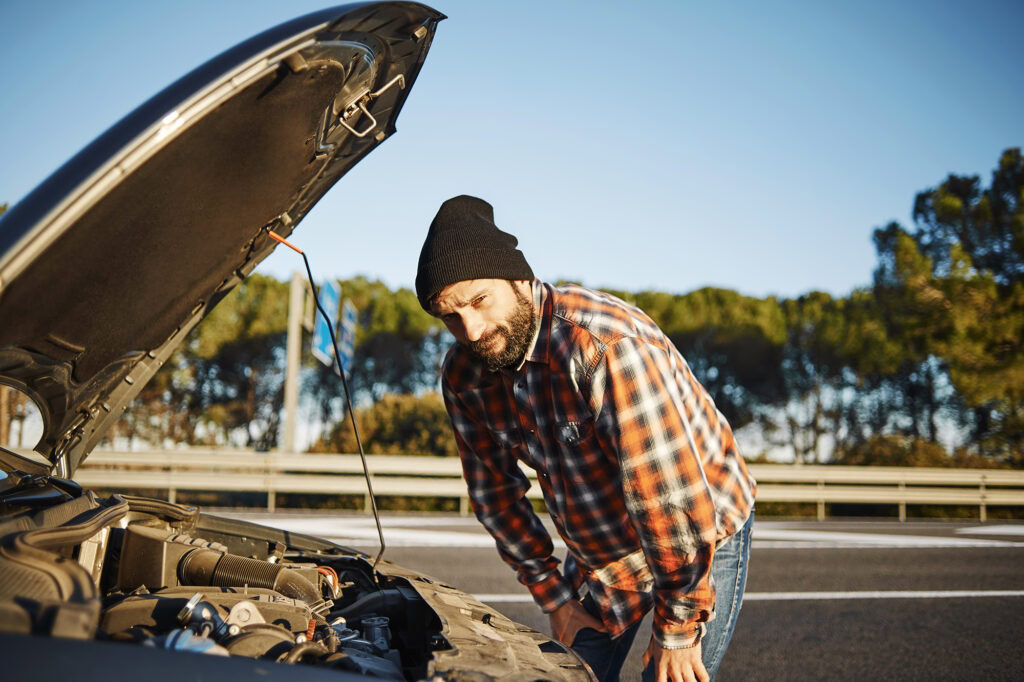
[
  {"xmin": 118, "ymin": 273, "xmax": 290, "ymax": 448},
  {"xmin": 306, "ymin": 277, "xmax": 447, "ymax": 432},
  {"xmin": 192, "ymin": 273, "xmax": 290, "ymax": 448},
  {"xmin": 871, "ymin": 223, "xmax": 956, "ymax": 442},
  {"xmin": 871, "ymin": 149, "xmax": 1024, "ymax": 462},
  {"xmin": 912, "ymin": 148, "xmax": 1024, "ymax": 285},
  {"xmin": 314, "ymin": 392, "xmax": 456, "ymax": 456}
]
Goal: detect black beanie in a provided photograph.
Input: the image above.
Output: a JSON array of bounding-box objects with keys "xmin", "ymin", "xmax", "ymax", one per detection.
[{"xmin": 415, "ymin": 195, "xmax": 534, "ymax": 311}]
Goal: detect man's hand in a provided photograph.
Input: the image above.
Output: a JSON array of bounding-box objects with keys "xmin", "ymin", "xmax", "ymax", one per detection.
[
  {"xmin": 548, "ymin": 599, "xmax": 606, "ymax": 645},
  {"xmin": 643, "ymin": 637, "xmax": 709, "ymax": 682}
]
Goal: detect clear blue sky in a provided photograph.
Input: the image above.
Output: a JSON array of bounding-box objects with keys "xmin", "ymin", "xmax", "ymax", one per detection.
[{"xmin": 1, "ymin": 0, "xmax": 1021, "ymax": 299}]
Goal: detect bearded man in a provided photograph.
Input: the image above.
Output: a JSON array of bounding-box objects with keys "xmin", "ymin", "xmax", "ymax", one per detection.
[{"xmin": 416, "ymin": 195, "xmax": 756, "ymax": 682}]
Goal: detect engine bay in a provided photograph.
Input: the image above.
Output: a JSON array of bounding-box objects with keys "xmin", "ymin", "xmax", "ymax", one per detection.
[{"xmin": 0, "ymin": 484, "xmax": 446, "ymax": 680}]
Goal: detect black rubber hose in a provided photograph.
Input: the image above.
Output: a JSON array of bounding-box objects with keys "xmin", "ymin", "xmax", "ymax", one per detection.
[
  {"xmin": 178, "ymin": 548, "xmax": 321, "ymax": 606},
  {"xmin": 329, "ymin": 588, "xmax": 405, "ymax": 620}
]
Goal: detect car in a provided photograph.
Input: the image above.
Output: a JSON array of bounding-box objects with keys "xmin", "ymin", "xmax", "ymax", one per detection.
[{"xmin": 0, "ymin": 3, "xmax": 593, "ymax": 680}]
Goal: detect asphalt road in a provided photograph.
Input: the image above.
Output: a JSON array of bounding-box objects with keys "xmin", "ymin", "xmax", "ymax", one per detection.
[{"xmin": 226, "ymin": 512, "xmax": 1024, "ymax": 681}]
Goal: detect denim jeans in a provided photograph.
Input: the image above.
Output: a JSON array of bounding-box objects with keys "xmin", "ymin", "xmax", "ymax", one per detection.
[{"xmin": 570, "ymin": 511, "xmax": 753, "ymax": 682}]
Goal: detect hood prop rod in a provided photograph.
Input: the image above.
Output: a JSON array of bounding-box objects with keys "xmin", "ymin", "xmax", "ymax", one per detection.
[{"xmin": 268, "ymin": 230, "xmax": 386, "ymax": 574}]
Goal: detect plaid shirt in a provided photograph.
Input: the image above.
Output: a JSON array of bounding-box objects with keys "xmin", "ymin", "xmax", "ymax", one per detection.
[{"xmin": 441, "ymin": 281, "xmax": 756, "ymax": 648}]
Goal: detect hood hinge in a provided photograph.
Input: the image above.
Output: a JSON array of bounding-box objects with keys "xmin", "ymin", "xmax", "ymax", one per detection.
[{"xmin": 51, "ymin": 411, "xmax": 90, "ymax": 478}]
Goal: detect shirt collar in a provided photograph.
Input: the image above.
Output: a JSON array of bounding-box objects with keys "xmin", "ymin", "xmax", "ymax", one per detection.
[{"xmin": 517, "ymin": 279, "xmax": 549, "ymax": 368}]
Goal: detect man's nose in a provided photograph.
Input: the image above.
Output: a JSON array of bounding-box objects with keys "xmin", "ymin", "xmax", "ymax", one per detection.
[{"xmin": 463, "ymin": 313, "xmax": 486, "ymax": 342}]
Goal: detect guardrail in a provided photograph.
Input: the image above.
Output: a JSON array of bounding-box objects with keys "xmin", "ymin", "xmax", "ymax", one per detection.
[{"xmin": 71, "ymin": 449, "xmax": 1024, "ymax": 520}]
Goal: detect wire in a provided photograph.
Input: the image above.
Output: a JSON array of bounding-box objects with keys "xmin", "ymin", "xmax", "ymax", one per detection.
[{"xmin": 318, "ymin": 565, "xmax": 340, "ymax": 598}]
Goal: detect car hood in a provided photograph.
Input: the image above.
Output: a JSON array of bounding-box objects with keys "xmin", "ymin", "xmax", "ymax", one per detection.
[{"xmin": 0, "ymin": 2, "xmax": 443, "ymax": 476}]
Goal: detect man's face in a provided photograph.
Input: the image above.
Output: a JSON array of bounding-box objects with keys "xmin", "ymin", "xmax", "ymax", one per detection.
[{"xmin": 432, "ymin": 279, "xmax": 537, "ymax": 371}]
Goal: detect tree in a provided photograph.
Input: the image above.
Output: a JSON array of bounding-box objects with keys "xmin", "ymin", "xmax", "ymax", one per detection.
[
  {"xmin": 191, "ymin": 273, "xmax": 290, "ymax": 448},
  {"xmin": 871, "ymin": 223, "xmax": 956, "ymax": 443},
  {"xmin": 116, "ymin": 273, "xmax": 291, "ymax": 448},
  {"xmin": 871, "ymin": 149, "xmax": 1024, "ymax": 462},
  {"xmin": 305, "ymin": 277, "xmax": 447, "ymax": 435},
  {"xmin": 313, "ymin": 392, "xmax": 456, "ymax": 456},
  {"xmin": 911, "ymin": 148, "xmax": 1024, "ymax": 286}
]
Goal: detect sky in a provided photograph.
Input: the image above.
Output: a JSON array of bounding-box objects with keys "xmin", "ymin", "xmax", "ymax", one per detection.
[{"xmin": 1, "ymin": 0, "xmax": 1021, "ymax": 300}]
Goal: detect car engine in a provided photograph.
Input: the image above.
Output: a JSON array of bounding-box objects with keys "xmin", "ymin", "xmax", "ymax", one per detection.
[{"xmin": 0, "ymin": 482, "xmax": 448, "ymax": 680}]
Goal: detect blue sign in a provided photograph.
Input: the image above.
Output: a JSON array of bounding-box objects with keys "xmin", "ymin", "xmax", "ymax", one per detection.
[
  {"xmin": 337, "ymin": 300, "xmax": 358, "ymax": 376},
  {"xmin": 311, "ymin": 279, "xmax": 341, "ymax": 368}
]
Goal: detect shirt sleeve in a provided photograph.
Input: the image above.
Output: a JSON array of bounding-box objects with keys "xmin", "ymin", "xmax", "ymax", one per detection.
[
  {"xmin": 589, "ymin": 335, "xmax": 720, "ymax": 648},
  {"xmin": 441, "ymin": 376, "xmax": 576, "ymax": 613}
]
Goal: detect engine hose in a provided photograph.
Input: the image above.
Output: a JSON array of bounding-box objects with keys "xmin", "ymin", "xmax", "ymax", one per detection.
[
  {"xmin": 329, "ymin": 588, "xmax": 405, "ymax": 621},
  {"xmin": 178, "ymin": 548, "xmax": 322, "ymax": 607}
]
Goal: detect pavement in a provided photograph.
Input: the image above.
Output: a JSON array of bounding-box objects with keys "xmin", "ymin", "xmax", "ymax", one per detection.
[{"xmin": 223, "ymin": 512, "xmax": 1024, "ymax": 680}]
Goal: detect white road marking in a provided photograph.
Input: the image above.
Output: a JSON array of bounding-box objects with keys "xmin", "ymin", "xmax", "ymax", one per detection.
[
  {"xmin": 751, "ymin": 528, "xmax": 1024, "ymax": 548},
  {"xmin": 745, "ymin": 590, "xmax": 1024, "ymax": 601},
  {"xmin": 473, "ymin": 590, "xmax": 1024, "ymax": 603},
  {"xmin": 954, "ymin": 524, "xmax": 1024, "ymax": 536},
  {"xmin": 474, "ymin": 594, "xmax": 534, "ymax": 603},
  {"xmin": 222, "ymin": 514, "xmax": 1024, "ymax": 549},
  {"xmin": 320, "ymin": 529, "xmax": 513, "ymax": 548},
  {"xmin": 238, "ymin": 517, "xmax": 541, "ymax": 548}
]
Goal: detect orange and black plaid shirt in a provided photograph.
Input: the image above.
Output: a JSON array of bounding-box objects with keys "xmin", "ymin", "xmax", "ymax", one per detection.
[{"xmin": 441, "ymin": 281, "xmax": 756, "ymax": 647}]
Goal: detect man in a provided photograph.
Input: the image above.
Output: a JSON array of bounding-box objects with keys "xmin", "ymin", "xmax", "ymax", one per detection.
[{"xmin": 416, "ymin": 195, "xmax": 756, "ymax": 682}]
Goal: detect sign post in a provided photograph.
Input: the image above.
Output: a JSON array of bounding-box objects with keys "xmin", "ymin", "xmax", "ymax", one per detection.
[{"xmin": 281, "ymin": 271, "xmax": 306, "ymax": 453}]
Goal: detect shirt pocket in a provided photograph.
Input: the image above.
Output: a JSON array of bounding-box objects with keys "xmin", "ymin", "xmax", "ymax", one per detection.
[
  {"xmin": 553, "ymin": 418, "xmax": 624, "ymax": 514},
  {"xmin": 554, "ymin": 419, "xmax": 596, "ymax": 447}
]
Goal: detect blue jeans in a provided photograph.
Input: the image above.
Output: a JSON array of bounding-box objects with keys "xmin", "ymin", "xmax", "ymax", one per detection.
[{"xmin": 570, "ymin": 512, "xmax": 753, "ymax": 682}]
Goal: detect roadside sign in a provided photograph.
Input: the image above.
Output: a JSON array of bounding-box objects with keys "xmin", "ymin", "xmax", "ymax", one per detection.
[
  {"xmin": 311, "ymin": 279, "xmax": 341, "ymax": 368},
  {"xmin": 337, "ymin": 299, "xmax": 358, "ymax": 376}
]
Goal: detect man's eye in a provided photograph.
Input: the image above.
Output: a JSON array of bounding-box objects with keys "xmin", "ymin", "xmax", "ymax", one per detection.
[{"xmin": 471, "ymin": 296, "xmax": 486, "ymax": 307}]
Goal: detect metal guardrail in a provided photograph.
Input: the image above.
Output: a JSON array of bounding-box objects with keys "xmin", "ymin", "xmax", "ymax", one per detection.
[{"xmin": 71, "ymin": 449, "xmax": 1024, "ymax": 520}]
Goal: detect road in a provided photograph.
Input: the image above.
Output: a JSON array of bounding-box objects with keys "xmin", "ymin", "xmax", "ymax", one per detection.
[{"xmin": 224, "ymin": 512, "xmax": 1024, "ymax": 680}]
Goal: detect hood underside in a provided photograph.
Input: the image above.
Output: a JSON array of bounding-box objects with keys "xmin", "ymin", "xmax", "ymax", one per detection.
[{"xmin": 0, "ymin": 3, "xmax": 443, "ymax": 475}]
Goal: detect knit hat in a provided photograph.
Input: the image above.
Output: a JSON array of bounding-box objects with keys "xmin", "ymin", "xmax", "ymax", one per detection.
[{"xmin": 415, "ymin": 195, "xmax": 534, "ymax": 311}]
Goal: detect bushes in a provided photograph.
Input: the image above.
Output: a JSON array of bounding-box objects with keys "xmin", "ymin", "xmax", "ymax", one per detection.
[
  {"xmin": 312, "ymin": 392, "xmax": 457, "ymax": 457},
  {"xmin": 833, "ymin": 434, "xmax": 1011, "ymax": 469}
]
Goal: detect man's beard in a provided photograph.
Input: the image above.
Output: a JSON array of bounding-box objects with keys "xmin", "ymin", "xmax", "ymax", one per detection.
[{"xmin": 467, "ymin": 285, "xmax": 538, "ymax": 372}]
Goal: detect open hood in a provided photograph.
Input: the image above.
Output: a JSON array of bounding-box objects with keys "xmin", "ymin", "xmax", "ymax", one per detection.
[{"xmin": 0, "ymin": 2, "xmax": 444, "ymax": 476}]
